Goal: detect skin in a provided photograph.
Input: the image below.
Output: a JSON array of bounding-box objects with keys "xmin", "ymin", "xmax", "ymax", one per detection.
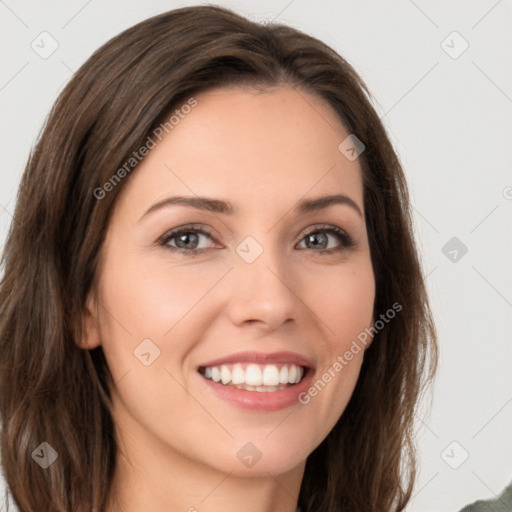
[{"xmin": 82, "ymin": 85, "xmax": 376, "ymax": 512}]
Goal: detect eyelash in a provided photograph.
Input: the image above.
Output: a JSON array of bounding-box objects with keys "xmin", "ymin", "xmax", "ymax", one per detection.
[{"xmin": 158, "ymin": 223, "xmax": 355, "ymax": 256}]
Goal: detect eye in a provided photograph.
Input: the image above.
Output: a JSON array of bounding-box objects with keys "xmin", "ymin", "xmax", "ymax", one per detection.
[
  {"xmin": 158, "ymin": 225, "xmax": 218, "ymax": 255},
  {"xmin": 158, "ymin": 223, "xmax": 355, "ymax": 256},
  {"xmin": 296, "ymin": 224, "xmax": 355, "ymax": 253}
]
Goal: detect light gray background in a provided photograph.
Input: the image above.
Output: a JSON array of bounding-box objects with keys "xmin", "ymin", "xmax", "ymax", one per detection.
[{"xmin": 1, "ymin": 1, "xmax": 511, "ymax": 511}]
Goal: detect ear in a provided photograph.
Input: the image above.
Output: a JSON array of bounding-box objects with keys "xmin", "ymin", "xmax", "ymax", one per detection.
[{"xmin": 77, "ymin": 293, "xmax": 101, "ymax": 350}]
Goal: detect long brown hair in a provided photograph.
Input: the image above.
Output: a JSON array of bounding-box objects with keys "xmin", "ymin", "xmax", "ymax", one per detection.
[{"xmin": 0, "ymin": 5, "xmax": 437, "ymax": 511}]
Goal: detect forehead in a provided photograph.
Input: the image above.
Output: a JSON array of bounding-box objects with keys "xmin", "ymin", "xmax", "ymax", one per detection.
[{"xmin": 116, "ymin": 85, "xmax": 364, "ymax": 217}]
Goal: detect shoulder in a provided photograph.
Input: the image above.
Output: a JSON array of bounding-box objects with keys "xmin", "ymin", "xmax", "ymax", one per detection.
[{"xmin": 458, "ymin": 481, "xmax": 512, "ymax": 512}]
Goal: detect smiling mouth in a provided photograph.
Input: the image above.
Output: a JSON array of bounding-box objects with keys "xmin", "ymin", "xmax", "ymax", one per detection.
[{"xmin": 198, "ymin": 362, "xmax": 309, "ymax": 392}]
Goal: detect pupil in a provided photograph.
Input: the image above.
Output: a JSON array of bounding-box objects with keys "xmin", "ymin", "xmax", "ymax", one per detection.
[
  {"xmin": 308, "ymin": 232, "xmax": 327, "ymax": 249},
  {"xmin": 177, "ymin": 232, "xmax": 198, "ymax": 249}
]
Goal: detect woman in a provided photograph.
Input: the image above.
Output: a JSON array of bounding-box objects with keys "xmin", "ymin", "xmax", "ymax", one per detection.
[{"xmin": 0, "ymin": 5, "xmax": 437, "ymax": 512}]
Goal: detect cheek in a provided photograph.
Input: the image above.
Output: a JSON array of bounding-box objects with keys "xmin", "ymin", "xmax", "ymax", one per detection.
[
  {"xmin": 308, "ymin": 260, "xmax": 375, "ymax": 346},
  {"xmin": 100, "ymin": 249, "xmax": 223, "ymax": 337},
  {"xmin": 94, "ymin": 246, "xmax": 204, "ymax": 381},
  {"xmin": 96, "ymin": 244, "xmax": 236, "ymax": 391},
  {"xmin": 300, "ymin": 261, "xmax": 374, "ymax": 431}
]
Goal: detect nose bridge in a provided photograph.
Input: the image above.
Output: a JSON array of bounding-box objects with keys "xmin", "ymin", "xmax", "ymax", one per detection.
[{"xmin": 227, "ymin": 234, "xmax": 299, "ymax": 327}]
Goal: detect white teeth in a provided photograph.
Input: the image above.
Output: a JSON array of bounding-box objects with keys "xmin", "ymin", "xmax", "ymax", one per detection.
[
  {"xmin": 220, "ymin": 365, "xmax": 231, "ymax": 385},
  {"xmin": 231, "ymin": 364, "xmax": 245, "ymax": 385},
  {"xmin": 262, "ymin": 365, "xmax": 280, "ymax": 386},
  {"xmin": 288, "ymin": 365, "xmax": 298, "ymax": 383},
  {"xmin": 201, "ymin": 362, "xmax": 306, "ymax": 389},
  {"xmin": 236, "ymin": 384, "xmax": 288, "ymax": 392},
  {"xmin": 211, "ymin": 367, "xmax": 221, "ymax": 383},
  {"xmin": 245, "ymin": 364, "xmax": 263, "ymax": 386}
]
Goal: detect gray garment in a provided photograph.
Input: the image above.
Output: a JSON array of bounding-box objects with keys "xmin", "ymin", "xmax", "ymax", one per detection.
[
  {"xmin": 296, "ymin": 482, "xmax": 512, "ymax": 511},
  {"xmin": 458, "ymin": 481, "xmax": 512, "ymax": 512}
]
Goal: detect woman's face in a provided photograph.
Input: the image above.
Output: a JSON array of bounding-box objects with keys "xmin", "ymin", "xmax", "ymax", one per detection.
[{"xmin": 85, "ymin": 85, "xmax": 375, "ymax": 477}]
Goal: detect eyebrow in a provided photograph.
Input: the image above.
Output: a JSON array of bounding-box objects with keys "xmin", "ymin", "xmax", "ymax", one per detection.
[{"xmin": 139, "ymin": 193, "xmax": 363, "ymax": 221}]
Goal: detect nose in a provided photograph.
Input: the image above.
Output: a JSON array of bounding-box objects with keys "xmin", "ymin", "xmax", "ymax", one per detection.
[{"xmin": 226, "ymin": 243, "xmax": 300, "ymax": 331}]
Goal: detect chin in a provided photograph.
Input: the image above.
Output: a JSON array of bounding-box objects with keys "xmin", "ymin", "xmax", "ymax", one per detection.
[{"xmin": 202, "ymin": 434, "xmax": 313, "ymax": 478}]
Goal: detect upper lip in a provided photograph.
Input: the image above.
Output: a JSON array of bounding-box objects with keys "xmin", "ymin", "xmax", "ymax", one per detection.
[{"xmin": 198, "ymin": 351, "xmax": 315, "ymax": 369}]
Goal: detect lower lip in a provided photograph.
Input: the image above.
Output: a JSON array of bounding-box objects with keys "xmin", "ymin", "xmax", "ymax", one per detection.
[{"xmin": 199, "ymin": 369, "xmax": 315, "ymax": 412}]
